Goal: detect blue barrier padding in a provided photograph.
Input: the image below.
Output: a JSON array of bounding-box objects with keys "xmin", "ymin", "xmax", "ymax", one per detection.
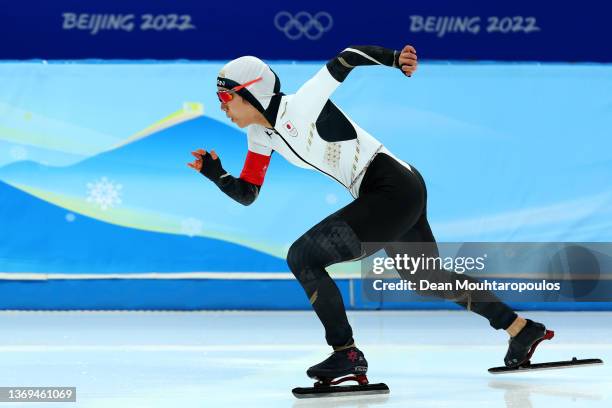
[
  {"xmin": 0, "ymin": 279, "xmax": 313, "ymax": 310},
  {"xmin": 1, "ymin": 279, "xmax": 610, "ymax": 311}
]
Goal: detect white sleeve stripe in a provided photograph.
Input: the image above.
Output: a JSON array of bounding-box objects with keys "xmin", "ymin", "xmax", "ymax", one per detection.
[
  {"xmin": 343, "ymin": 47, "xmax": 385, "ymax": 66},
  {"xmin": 338, "ymin": 57, "xmax": 355, "ymax": 69}
]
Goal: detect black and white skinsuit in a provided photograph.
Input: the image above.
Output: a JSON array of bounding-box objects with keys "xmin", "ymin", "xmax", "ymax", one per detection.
[{"xmin": 208, "ymin": 46, "xmax": 518, "ymax": 349}]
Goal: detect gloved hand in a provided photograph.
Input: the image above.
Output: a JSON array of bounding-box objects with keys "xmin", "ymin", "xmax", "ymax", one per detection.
[{"xmin": 187, "ymin": 149, "xmax": 227, "ymax": 182}]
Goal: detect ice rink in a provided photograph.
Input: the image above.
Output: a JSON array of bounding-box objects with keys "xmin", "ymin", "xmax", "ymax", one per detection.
[{"xmin": 1, "ymin": 310, "xmax": 610, "ymax": 408}]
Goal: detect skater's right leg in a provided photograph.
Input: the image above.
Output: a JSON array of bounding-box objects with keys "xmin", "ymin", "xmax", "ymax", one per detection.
[
  {"xmin": 286, "ymin": 212, "xmax": 364, "ymax": 349},
  {"xmin": 287, "ymin": 211, "xmax": 376, "ymax": 379},
  {"xmin": 286, "ymin": 167, "xmax": 425, "ymax": 350},
  {"xmin": 286, "ymin": 158, "xmax": 426, "ymax": 378}
]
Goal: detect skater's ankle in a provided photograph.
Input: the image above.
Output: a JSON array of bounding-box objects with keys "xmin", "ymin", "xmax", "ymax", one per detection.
[
  {"xmin": 333, "ymin": 342, "xmax": 356, "ymax": 352},
  {"xmin": 506, "ymin": 316, "xmax": 527, "ymax": 337}
]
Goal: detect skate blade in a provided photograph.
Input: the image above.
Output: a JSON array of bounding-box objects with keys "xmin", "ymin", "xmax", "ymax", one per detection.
[
  {"xmin": 489, "ymin": 357, "xmax": 603, "ymax": 374},
  {"xmin": 292, "ymin": 383, "xmax": 389, "ymax": 399}
]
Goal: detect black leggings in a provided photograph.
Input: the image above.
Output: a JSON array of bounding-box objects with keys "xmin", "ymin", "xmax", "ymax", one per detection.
[{"xmin": 286, "ymin": 153, "xmax": 517, "ymax": 347}]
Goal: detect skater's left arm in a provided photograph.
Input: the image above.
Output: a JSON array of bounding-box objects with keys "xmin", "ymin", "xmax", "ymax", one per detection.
[
  {"xmin": 326, "ymin": 45, "xmax": 418, "ymax": 82},
  {"xmin": 292, "ymin": 45, "xmax": 417, "ymax": 117}
]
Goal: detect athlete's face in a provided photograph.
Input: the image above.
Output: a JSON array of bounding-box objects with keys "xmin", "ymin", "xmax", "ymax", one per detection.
[{"xmin": 218, "ymin": 87, "xmax": 261, "ymax": 128}]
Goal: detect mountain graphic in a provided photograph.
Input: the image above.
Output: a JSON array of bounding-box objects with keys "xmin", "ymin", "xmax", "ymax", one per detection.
[
  {"xmin": 0, "ymin": 114, "xmax": 245, "ymax": 178},
  {"xmin": 0, "ymin": 114, "xmax": 349, "ymax": 260},
  {"xmin": 0, "ymin": 179, "xmax": 288, "ymax": 273}
]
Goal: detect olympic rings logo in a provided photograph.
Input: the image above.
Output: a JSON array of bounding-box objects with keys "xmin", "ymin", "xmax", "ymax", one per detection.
[{"xmin": 273, "ymin": 11, "xmax": 333, "ymax": 40}]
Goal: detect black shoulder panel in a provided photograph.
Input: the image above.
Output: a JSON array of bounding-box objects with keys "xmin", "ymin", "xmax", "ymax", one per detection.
[{"xmin": 315, "ymin": 100, "xmax": 357, "ymax": 142}]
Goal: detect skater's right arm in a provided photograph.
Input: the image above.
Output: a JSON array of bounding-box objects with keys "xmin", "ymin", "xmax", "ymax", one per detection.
[
  {"xmin": 187, "ymin": 128, "xmax": 272, "ymax": 206},
  {"xmin": 188, "ymin": 148, "xmax": 265, "ymax": 206}
]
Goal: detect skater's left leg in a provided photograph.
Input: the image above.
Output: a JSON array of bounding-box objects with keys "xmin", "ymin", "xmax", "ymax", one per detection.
[
  {"xmin": 384, "ymin": 215, "xmax": 518, "ymax": 331},
  {"xmin": 385, "ymin": 217, "xmax": 553, "ymax": 366}
]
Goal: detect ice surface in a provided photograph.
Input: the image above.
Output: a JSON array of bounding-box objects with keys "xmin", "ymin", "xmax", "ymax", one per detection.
[{"xmin": 0, "ymin": 310, "xmax": 609, "ymax": 408}]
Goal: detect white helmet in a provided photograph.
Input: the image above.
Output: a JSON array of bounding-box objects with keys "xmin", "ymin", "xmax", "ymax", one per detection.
[{"xmin": 217, "ymin": 56, "xmax": 282, "ymax": 121}]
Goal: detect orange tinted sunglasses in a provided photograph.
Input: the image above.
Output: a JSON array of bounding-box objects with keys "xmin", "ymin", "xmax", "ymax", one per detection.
[{"xmin": 217, "ymin": 77, "xmax": 263, "ymax": 103}]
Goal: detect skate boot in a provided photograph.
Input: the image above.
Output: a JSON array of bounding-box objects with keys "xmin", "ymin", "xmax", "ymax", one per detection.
[
  {"xmin": 504, "ymin": 319, "xmax": 554, "ymax": 368},
  {"xmin": 293, "ymin": 346, "xmax": 389, "ymax": 398},
  {"xmin": 307, "ymin": 346, "xmax": 368, "ymax": 382}
]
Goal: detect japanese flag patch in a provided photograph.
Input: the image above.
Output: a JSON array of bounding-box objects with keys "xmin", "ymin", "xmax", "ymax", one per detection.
[{"xmin": 283, "ymin": 121, "xmax": 299, "ymax": 137}]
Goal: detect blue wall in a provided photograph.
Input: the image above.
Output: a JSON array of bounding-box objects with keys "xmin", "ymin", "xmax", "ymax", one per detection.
[{"xmin": 1, "ymin": 0, "xmax": 611, "ymax": 62}]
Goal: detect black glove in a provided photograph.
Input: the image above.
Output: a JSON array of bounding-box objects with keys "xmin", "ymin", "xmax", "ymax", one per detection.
[{"xmin": 199, "ymin": 152, "xmax": 227, "ymax": 182}]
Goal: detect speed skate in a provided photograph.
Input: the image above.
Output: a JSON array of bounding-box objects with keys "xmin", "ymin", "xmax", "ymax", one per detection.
[
  {"xmin": 293, "ymin": 346, "xmax": 389, "ymax": 398},
  {"xmin": 489, "ymin": 328, "xmax": 604, "ymax": 374},
  {"xmin": 489, "ymin": 357, "xmax": 604, "ymax": 374},
  {"xmin": 292, "ymin": 374, "xmax": 390, "ymax": 399}
]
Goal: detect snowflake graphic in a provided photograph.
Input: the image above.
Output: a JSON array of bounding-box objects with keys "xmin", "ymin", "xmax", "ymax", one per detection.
[
  {"xmin": 181, "ymin": 217, "xmax": 203, "ymax": 237},
  {"xmin": 86, "ymin": 177, "xmax": 123, "ymax": 211},
  {"xmin": 9, "ymin": 146, "xmax": 28, "ymax": 160}
]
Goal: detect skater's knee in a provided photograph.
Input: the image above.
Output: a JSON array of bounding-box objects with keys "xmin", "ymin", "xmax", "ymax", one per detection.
[
  {"xmin": 287, "ymin": 238, "xmax": 312, "ymax": 273},
  {"xmin": 286, "ymin": 240, "xmax": 301, "ymax": 274},
  {"xmin": 287, "ymin": 238, "xmax": 323, "ymax": 285}
]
